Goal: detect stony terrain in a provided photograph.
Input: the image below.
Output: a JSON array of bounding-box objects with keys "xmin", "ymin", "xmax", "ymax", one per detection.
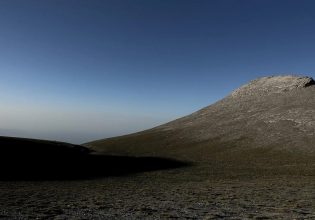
[
  {"xmin": 2, "ymin": 75, "xmax": 315, "ymax": 219},
  {"xmin": 1, "ymin": 169, "xmax": 315, "ymax": 219}
]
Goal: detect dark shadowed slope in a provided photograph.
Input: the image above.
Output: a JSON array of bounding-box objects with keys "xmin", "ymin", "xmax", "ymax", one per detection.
[
  {"xmin": 85, "ymin": 75, "xmax": 315, "ymax": 174},
  {"xmin": 0, "ymin": 136, "xmax": 187, "ymax": 180}
]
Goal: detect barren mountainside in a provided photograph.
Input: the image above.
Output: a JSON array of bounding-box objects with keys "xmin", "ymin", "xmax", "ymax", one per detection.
[
  {"xmin": 86, "ymin": 75, "xmax": 315, "ymax": 165},
  {"xmin": 4, "ymin": 76, "xmax": 315, "ymax": 219}
]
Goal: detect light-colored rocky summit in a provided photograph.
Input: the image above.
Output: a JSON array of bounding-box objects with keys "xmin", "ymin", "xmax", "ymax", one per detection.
[{"xmin": 231, "ymin": 75, "xmax": 314, "ymax": 98}]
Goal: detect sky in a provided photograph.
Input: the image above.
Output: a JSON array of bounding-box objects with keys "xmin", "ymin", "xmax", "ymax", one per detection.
[{"xmin": 1, "ymin": 0, "xmax": 315, "ymax": 144}]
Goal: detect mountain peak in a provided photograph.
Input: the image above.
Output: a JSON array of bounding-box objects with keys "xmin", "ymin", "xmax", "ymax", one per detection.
[
  {"xmin": 87, "ymin": 73, "xmax": 315, "ymax": 164},
  {"xmin": 231, "ymin": 75, "xmax": 314, "ymax": 98}
]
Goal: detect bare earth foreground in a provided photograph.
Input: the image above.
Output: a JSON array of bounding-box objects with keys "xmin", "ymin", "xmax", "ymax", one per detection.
[
  {"xmin": 2, "ymin": 76, "xmax": 315, "ymax": 219},
  {"xmin": 1, "ymin": 168, "xmax": 315, "ymax": 219}
]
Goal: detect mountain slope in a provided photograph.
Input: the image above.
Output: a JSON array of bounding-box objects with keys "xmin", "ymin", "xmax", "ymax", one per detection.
[{"xmin": 85, "ymin": 75, "xmax": 315, "ymax": 168}]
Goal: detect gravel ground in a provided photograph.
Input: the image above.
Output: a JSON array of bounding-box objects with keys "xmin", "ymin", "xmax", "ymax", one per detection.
[{"xmin": 1, "ymin": 166, "xmax": 315, "ymax": 219}]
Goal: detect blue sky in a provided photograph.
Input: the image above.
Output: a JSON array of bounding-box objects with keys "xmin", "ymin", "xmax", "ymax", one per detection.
[{"xmin": 1, "ymin": 0, "xmax": 315, "ymax": 143}]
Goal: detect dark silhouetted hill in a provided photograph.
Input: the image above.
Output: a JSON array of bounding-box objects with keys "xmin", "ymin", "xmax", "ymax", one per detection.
[{"xmin": 0, "ymin": 136, "xmax": 187, "ymax": 180}]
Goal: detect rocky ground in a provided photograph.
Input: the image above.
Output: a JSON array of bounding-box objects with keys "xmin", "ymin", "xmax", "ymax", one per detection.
[{"xmin": 1, "ymin": 166, "xmax": 315, "ymax": 219}]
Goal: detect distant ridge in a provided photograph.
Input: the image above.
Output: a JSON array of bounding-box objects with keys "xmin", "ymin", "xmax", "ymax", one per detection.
[{"xmin": 86, "ymin": 75, "xmax": 315, "ymax": 173}]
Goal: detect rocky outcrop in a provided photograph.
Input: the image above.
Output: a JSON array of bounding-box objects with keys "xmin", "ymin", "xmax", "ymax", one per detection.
[{"xmin": 231, "ymin": 75, "xmax": 315, "ymax": 98}]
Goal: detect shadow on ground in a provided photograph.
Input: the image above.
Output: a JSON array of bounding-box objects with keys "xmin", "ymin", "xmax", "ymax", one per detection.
[{"xmin": 0, "ymin": 136, "xmax": 189, "ymax": 180}]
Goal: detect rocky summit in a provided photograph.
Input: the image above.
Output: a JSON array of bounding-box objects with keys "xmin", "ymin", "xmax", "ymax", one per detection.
[
  {"xmin": 86, "ymin": 75, "xmax": 315, "ymax": 166},
  {"xmin": 231, "ymin": 75, "xmax": 315, "ymax": 97}
]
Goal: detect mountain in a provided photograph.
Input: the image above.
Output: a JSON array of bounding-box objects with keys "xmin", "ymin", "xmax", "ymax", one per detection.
[{"xmin": 85, "ymin": 75, "xmax": 315, "ymax": 174}]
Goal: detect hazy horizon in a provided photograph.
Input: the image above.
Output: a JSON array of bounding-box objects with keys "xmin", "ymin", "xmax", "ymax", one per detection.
[{"xmin": 1, "ymin": 0, "xmax": 315, "ymax": 143}]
